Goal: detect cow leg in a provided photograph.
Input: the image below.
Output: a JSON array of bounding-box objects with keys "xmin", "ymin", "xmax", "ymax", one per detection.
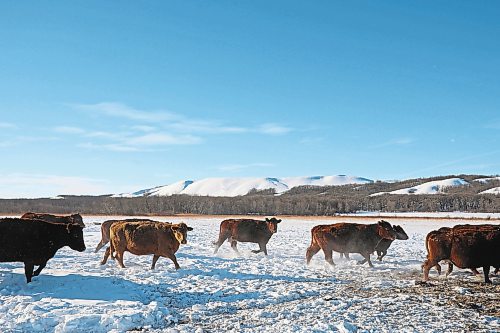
[
  {"xmin": 230, "ymin": 240, "xmax": 239, "ymax": 254},
  {"xmin": 483, "ymin": 266, "xmax": 491, "ymax": 284},
  {"xmin": 378, "ymin": 250, "xmax": 387, "ymax": 261},
  {"xmin": 151, "ymin": 255, "xmax": 160, "ymax": 270},
  {"xmin": 213, "ymin": 233, "xmax": 230, "ymax": 254},
  {"xmin": 33, "ymin": 261, "xmax": 47, "ymax": 277},
  {"xmin": 345, "ymin": 253, "xmax": 350, "ymax": 260},
  {"xmin": 422, "ymin": 259, "xmax": 439, "ymax": 281},
  {"xmin": 166, "ymin": 253, "xmax": 180, "ymax": 270},
  {"xmin": 435, "ymin": 263, "xmax": 442, "ymax": 275},
  {"xmin": 115, "ymin": 251, "xmax": 126, "ymax": 268},
  {"xmin": 252, "ymin": 242, "xmax": 268, "ymax": 255},
  {"xmin": 24, "ymin": 262, "xmax": 35, "ymax": 283},
  {"xmin": 495, "ymin": 267, "xmax": 499, "ymax": 275},
  {"xmin": 306, "ymin": 243, "xmax": 321, "ymax": 265},
  {"xmin": 445, "ymin": 263, "xmax": 453, "ymax": 277},
  {"xmin": 470, "ymin": 268, "xmax": 480, "ymax": 275},
  {"xmin": 101, "ymin": 247, "xmax": 111, "ymax": 265},
  {"xmin": 323, "ymin": 248, "xmax": 335, "ymax": 266},
  {"xmin": 358, "ymin": 253, "xmax": 372, "ymax": 267},
  {"xmin": 94, "ymin": 239, "xmax": 107, "ymax": 253}
]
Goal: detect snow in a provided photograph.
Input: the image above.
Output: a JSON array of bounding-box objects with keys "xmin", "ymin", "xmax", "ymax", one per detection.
[
  {"xmin": 370, "ymin": 177, "xmax": 468, "ymax": 196},
  {"xmin": 473, "ymin": 176, "xmax": 500, "ymax": 183},
  {"xmin": 480, "ymin": 187, "xmax": 500, "ymax": 195},
  {"xmin": 1, "ymin": 215, "xmax": 499, "ymax": 332},
  {"xmin": 114, "ymin": 175, "xmax": 373, "ymax": 197}
]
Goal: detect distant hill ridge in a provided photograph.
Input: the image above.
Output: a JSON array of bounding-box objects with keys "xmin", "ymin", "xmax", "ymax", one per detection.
[{"xmin": 114, "ymin": 175, "xmax": 374, "ymax": 197}]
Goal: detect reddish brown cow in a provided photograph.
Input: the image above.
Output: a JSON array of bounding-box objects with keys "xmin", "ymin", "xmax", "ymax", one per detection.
[
  {"xmin": 101, "ymin": 221, "xmax": 193, "ymax": 270},
  {"xmin": 213, "ymin": 217, "xmax": 282, "ymax": 255},
  {"xmin": 306, "ymin": 221, "xmax": 397, "ymax": 267},
  {"xmin": 340, "ymin": 224, "xmax": 409, "ymax": 261},
  {"xmin": 21, "ymin": 212, "xmax": 85, "ymax": 227},
  {"xmin": 423, "ymin": 224, "xmax": 500, "ymax": 283},
  {"xmin": 94, "ymin": 218, "xmax": 158, "ymax": 252}
]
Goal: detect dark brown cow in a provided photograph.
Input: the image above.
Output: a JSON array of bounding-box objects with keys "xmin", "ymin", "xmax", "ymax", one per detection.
[
  {"xmin": 423, "ymin": 224, "xmax": 500, "ymax": 283},
  {"xmin": 0, "ymin": 218, "xmax": 86, "ymax": 282},
  {"xmin": 306, "ymin": 221, "xmax": 397, "ymax": 267},
  {"xmin": 340, "ymin": 224, "xmax": 409, "ymax": 261},
  {"xmin": 94, "ymin": 218, "xmax": 158, "ymax": 252},
  {"xmin": 21, "ymin": 212, "xmax": 85, "ymax": 227},
  {"xmin": 213, "ymin": 217, "xmax": 282, "ymax": 255},
  {"xmin": 101, "ymin": 221, "xmax": 193, "ymax": 270}
]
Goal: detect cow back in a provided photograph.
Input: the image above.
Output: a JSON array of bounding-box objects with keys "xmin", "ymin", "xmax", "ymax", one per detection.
[
  {"xmin": 450, "ymin": 226, "xmax": 500, "ymax": 269},
  {"xmin": 225, "ymin": 219, "xmax": 273, "ymax": 243},
  {"xmin": 111, "ymin": 221, "xmax": 178, "ymax": 256}
]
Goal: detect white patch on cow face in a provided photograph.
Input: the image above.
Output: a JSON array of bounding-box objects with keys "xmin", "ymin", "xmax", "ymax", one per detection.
[{"xmin": 173, "ymin": 229, "xmax": 186, "ymax": 244}]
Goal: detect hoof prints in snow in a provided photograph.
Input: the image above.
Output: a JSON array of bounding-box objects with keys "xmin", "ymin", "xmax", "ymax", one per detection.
[{"xmin": 0, "ymin": 216, "xmax": 499, "ymax": 332}]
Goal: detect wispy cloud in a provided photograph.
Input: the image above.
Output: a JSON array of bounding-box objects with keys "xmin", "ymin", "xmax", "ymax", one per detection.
[
  {"xmin": 485, "ymin": 119, "xmax": 500, "ymax": 129},
  {"xmin": 54, "ymin": 126, "xmax": 86, "ymax": 134},
  {"xmin": 396, "ymin": 149, "xmax": 500, "ymax": 179},
  {"xmin": 0, "ymin": 173, "xmax": 112, "ymax": 198},
  {"xmin": 0, "ymin": 122, "xmax": 17, "ymax": 129},
  {"xmin": 61, "ymin": 102, "xmax": 295, "ymax": 151},
  {"xmin": 217, "ymin": 163, "xmax": 274, "ymax": 172},
  {"xmin": 258, "ymin": 123, "xmax": 292, "ymax": 135},
  {"xmin": 125, "ymin": 133, "xmax": 202, "ymax": 146},
  {"xmin": 72, "ymin": 102, "xmax": 177, "ymax": 122},
  {"xmin": 371, "ymin": 137, "xmax": 415, "ymax": 149}
]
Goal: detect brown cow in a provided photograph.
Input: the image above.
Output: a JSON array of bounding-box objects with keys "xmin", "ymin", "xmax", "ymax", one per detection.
[
  {"xmin": 340, "ymin": 224, "xmax": 409, "ymax": 261},
  {"xmin": 21, "ymin": 212, "xmax": 85, "ymax": 227},
  {"xmin": 213, "ymin": 217, "xmax": 281, "ymax": 255},
  {"xmin": 306, "ymin": 221, "xmax": 397, "ymax": 267},
  {"xmin": 101, "ymin": 221, "xmax": 193, "ymax": 270},
  {"xmin": 94, "ymin": 218, "xmax": 158, "ymax": 252},
  {"xmin": 423, "ymin": 224, "xmax": 500, "ymax": 283}
]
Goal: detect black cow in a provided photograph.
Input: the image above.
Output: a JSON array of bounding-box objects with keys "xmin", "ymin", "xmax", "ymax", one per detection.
[{"xmin": 0, "ymin": 218, "xmax": 86, "ymax": 283}]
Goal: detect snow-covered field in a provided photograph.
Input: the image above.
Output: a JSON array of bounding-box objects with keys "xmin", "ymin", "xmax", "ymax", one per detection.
[{"xmin": 0, "ymin": 216, "xmax": 499, "ymax": 332}]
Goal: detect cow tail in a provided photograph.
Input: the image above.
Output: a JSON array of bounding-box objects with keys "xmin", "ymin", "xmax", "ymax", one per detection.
[
  {"xmin": 109, "ymin": 237, "xmax": 116, "ymax": 259},
  {"xmin": 309, "ymin": 227, "xmax": 319, "ymax": 248}
]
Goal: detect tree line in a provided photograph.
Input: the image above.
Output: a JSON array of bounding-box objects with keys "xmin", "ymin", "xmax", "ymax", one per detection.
[{"xmin": 0, "ymin": 174, "xmax": 499, "ymax": 216}]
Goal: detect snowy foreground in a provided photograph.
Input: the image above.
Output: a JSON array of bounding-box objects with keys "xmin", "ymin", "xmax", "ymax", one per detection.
[{"xmin": 0, "ymin": 216, "xmax": 499, "ymax": 333}]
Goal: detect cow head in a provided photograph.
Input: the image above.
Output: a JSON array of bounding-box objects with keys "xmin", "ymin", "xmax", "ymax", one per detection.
[
  {"xmin": 67, "ymin": 224, "xmax": 86, "ymax": 252},
  {"xmin": 172, "ymin": 222, "xmax": 194, "ymax": 245},
  {"xmin": 69, "ymin": 213, "xmax": 85, "ymax": 227},
  {"xmin": 393, "ymin": 225, "xmax": 409, "ymax": 240},
  {"xmin": 377, "ymin": 220, "xmax": 397, "ymax": 240},
  {"xmin": 265, "ymin": 217, "xmax": 281, "ymax": 234}
]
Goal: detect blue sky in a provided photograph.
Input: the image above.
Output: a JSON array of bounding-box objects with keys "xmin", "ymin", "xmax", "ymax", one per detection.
[{"xmin": 1, "ymin": 1, "xmax": 499, "ymax": 198}]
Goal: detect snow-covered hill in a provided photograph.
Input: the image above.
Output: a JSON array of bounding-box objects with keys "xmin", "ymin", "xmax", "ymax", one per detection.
[
  {"xmin": 370, "ymin": 177, "xmax": 469, "ymax": 196},
  {"xmin": 114, "ymin": 175, "xmax": 373, "ymax": 197},
  {"xmin": 480, "ymin": 187, "xmax": 500, "ymax": 195}
]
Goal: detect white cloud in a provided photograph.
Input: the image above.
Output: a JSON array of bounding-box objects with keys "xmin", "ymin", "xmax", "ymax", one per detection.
[
  {"xmin": 125, "ymin": 133, "xmax": 202, "ymax": 146},
  {"xmin": 0, "ymin": 173, "xmax": 113, "ymax": 198},
  {"xmin": 371, "ymin": 137, "xmax": 415, "ymax": 148},
  {"xmin": 258, "ymin": 123, "xmax": 292, "ymax": 135},
  {"xmin": 72, "ymin": 102, "xmax": 177, "ymax": 122},
  {"xmin": 0, "ymin": 122, "xmax": 17, "ymax": 129},
  {"xmin": 62, "ymin": 102, "xmax": 295, "ymax": 151},
  {"xmin": 54, "ymin": 126, "xmax": 86, "ymax": 134}
]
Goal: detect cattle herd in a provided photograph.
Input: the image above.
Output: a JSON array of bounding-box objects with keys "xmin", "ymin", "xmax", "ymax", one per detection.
[{"xmin": 0, "ymin": 213, "xmax": 498, "ymax": 285}]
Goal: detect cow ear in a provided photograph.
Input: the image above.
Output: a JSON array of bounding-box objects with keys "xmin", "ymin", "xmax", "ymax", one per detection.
[
  {"xmin": 265, "ymin": 218, "xmax": 270, "ymax": 222},
  {"xmin": 187, "ymin": 226, "xmax": 193, "ymax": 231},
  {"xmin": 277, "ymin": 219, "xmax": 281, "ymax": 223}
]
